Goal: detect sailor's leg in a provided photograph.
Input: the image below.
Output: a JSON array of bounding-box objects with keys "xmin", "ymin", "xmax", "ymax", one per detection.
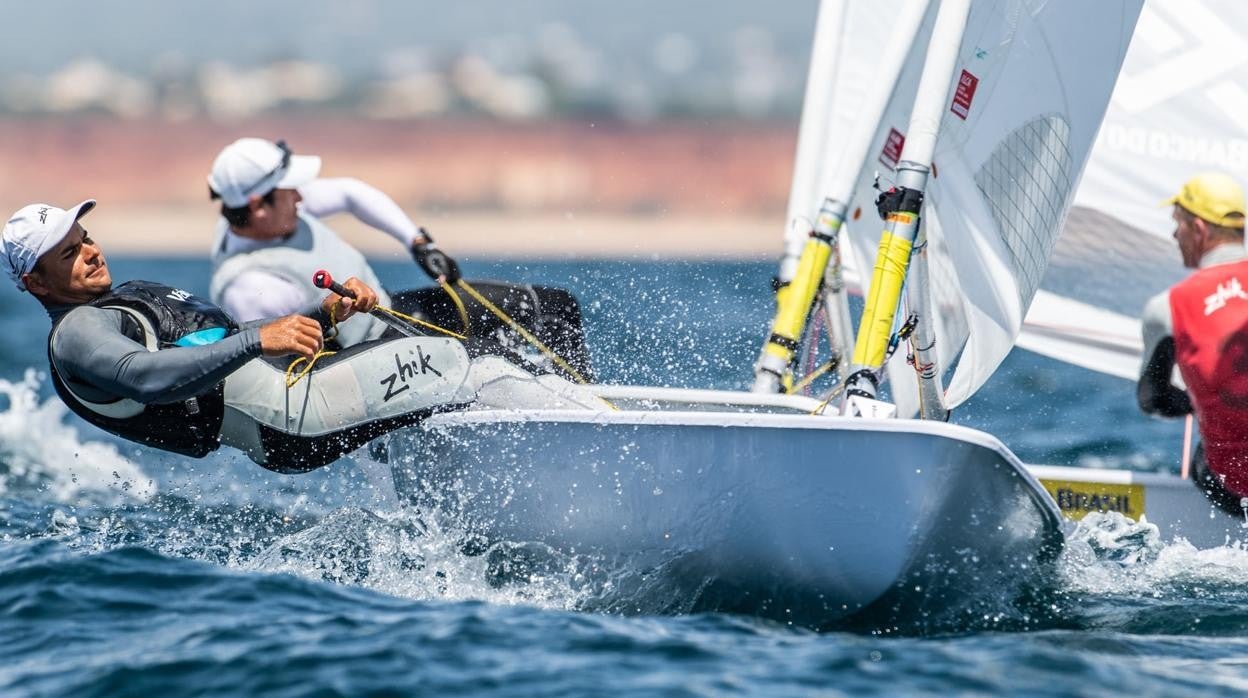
[
  {"xmin": 527, "ymin": 284, "xmax": 595, "ymax": 382},
  {"xmin": 462, "ymin": 355, "xmax": 610, "ymax": 411},
  {"xmin": 219, "ymin": 337, "xmax": 473, "ymax": 473},
  {"xmin": 389, "ymin": 282, "xmax": 595, "ymax": 382},
  {"xmin": 1190, "ymin": 442, "xmax": 1248, "ymax": 517}
]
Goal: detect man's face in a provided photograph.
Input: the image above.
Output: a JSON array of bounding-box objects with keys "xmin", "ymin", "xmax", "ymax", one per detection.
[
  {"xmin": 1173, "ymin": 207, "xmax": 1206, "ymax": 269},
  {"xmin": 248, "ymin": 188, "xmax": 302, "ymax": 239},
  {"xmin": 24, "ymin": 223, "xmax": 112, "ymax": 304}
]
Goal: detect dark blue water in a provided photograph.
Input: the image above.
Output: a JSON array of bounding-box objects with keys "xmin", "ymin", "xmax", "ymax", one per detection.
[{"xmin": 2, "ymin": 257, "xmax": 1236, "ymax": 697}]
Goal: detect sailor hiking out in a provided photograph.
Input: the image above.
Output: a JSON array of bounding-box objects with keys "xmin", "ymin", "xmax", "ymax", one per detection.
[{"xmin": 4, "ymin": 199, "xmax": 604, "ymax": 473}]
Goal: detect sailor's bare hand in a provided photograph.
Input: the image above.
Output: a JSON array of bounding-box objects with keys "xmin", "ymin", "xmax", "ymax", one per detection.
[
  {"xmin": 259, "ymin": 315, "xmax": 324, "ymax": 358},
  {"xmin": 321, "ymin": 276, "xmax": 379, "ymax": 321}
]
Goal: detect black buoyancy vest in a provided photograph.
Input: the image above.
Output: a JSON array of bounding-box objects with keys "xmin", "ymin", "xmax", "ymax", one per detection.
[{"xmin": 48, "ymin": 281, "xmax": 239, "ymax": 458}]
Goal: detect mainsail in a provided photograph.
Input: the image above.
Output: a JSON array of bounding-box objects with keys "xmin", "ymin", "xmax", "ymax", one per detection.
[{"xmin": 839, "ymin": 0, "xmax": 1141, "ymax": 408}]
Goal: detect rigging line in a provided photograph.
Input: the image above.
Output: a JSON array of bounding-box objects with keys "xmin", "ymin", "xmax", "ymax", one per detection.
[
  {"xmin": 792, "ymin": 298, "xmax": 826, "ymax": 394},
  {"xmin": 1180, "ymin": 414, "xmax": 1193, "ymax": 480},
  {"xmin": 790, "ymin": 357, "xmax": 839, "ymax": 395},
  {"xmin": 454, "ymin": 279, "xmax": 591, "ymax": 385},
  {"xmin": 454, "ymin": 279, "xmax": 617, "ymax": 411},
  {"xmin": 376, "ymin": 305, "xmax": 466, "ymax": 340},
  {"xmin": 809, "ymin": 379, "xmax": 848, "ymax": 416},
  {"xmin": 438, "ymin": 279, "xmax": 472, "ymax": 335}
]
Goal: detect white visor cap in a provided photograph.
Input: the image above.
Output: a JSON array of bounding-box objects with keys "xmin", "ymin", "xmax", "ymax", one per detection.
[
  {"xmin": 2, "ymin": 200, "xmax": 97, "ymax": 291},
  {"xmin": 207, "ymin": 138, "xmax": 321, "ymax": 208}
]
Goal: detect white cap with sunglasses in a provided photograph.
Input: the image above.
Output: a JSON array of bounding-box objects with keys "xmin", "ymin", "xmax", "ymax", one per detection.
[{"xmin": 207, "ymin": 138, "xmax": 321, "ymax": 208}]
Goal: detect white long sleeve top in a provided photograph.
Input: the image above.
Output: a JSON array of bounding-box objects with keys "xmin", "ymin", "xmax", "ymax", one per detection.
[{"xmin": 214, "ymin": 178, "xmax": 421, "ymax": 323}]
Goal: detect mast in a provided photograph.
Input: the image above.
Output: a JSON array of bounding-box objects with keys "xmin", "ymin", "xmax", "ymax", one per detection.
[
  {"xmin": 843, "ymin": 0, "xmax": 970, "ymax": 417},
  {"xmin": 777, "ymin": 0, "xmax": 848, "ymax": 288},
  {"xmin": 903, "ymin": 218, "xmax": 947, "ymax": 420},
  {"xmin": 753, "ymin": 0, "xmax": 931, "ymax": 395}
]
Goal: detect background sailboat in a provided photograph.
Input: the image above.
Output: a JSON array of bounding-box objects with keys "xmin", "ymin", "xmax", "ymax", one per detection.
[{"xmin": 1027, "ymin": 0, "xmax": 1248, "ymax": 544}]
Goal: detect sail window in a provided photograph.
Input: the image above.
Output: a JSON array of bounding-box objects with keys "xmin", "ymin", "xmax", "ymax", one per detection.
[{"xmin": 974, "ymin": 114, "xmax": 1074, "ymax": 306}]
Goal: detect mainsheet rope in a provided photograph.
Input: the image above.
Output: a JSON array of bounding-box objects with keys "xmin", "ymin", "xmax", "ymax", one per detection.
[
  {"xmin": 285, "ymin": 302, "xmax": 466, "ymax": 388},
  {"xmin": 443, "ymin": 279, "xmax": 593, "ymax": 386}
]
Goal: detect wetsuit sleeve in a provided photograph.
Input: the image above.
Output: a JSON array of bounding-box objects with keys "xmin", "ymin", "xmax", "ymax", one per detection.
[
  {"xmin": 51, "ymin": 306, "xmax": 263, "ymax": 405},
  {"xmin": 298, "ymin": 177, "xmax": 422, "ymax": 247},
  {"xmin": 219, "ymin": 269, "xmax": 314, "ymax": 322},
  {"xmin": 1137, "ymin": 290, "xmax": 1192, "ymax": 416},
  {"xmin": 229, "ymin": 294, "xmax": 336, "ymax": 337}
]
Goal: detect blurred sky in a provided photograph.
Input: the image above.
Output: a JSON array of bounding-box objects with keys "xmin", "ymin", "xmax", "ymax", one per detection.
[{"xmin": 2, "ymin": 1, "xmax": 822, "ymax": 120}]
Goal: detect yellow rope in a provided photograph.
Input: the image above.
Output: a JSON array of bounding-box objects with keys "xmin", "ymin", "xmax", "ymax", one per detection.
[
  {"xmin": 285, "ymin": 301, "xmax": 465, "ymax": 388},
  {"xmin": 789, "ymin": 359, "xmax": 837, "ymax": 395},
  {"xmin": 810, "ymin": 380, "xmax": 848, "ymax": 416},
  {"xmin": 286, "ymin": 305, "xmax": 339, "ymax": 387},
  {"xmin": 454, "ymin": 279, "xmax": 591, "ymax": 385},
  {"xmin": 374, "ymin": 305, "xmax": 466, "ymax": 340},
  {"xmin": 285, "ymin": 349, "xmax": 337, "ymax": 387},
  {"xmin": 438, "ymin": 279, "xmax": 472, "ymax": 335}
]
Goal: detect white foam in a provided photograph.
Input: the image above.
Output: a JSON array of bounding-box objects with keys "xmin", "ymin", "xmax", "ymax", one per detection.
[
  {"xmin": 0, "ymin": 369, "xmax": 155, "ymax": 504},
  {"xmin": 243, "ymin": 507, "xmax": 593, "ymax": 611},
  {"xmin": 1061, "ymin": 511, "xmax": 1248, "ymax": 595}
]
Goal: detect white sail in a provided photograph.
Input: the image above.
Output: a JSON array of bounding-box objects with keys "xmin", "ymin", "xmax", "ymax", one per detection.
[
  {"xmin": 1017, "ymin": 0, "xmax": 1248, "ymax": 381},
  {"xmin": 841, "ymin": 0, "xmax": 1141, "ymax": 408},
  {"xmin": 779, "ymin": 0, "xmax": 922, "ymax": 283},
  {"xmin": 1019, "ymin": 205, "xmax": 1182, "ymax": 381},
  {"xmin": 1076, "ymin": 0, "xmax": 1248, "ymax": 240}
]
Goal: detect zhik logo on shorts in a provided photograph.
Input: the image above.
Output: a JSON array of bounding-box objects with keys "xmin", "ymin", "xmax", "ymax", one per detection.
[{"xmin": 380, "ymin": 347, "xmax": 442, "ymax": 401}]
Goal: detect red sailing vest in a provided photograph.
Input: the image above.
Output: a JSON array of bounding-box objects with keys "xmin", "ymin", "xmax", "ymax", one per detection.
[{"xmin": 1171, "ymin": 259, "xmax": 1248, "ymax": 497}]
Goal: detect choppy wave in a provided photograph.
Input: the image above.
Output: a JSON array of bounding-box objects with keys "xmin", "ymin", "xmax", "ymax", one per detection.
[
  {"xmin": 1061, "ymin": 512, "xmax": 1248, "ymax": 593},
  {"xmin": 0, "ymin": 371, "xmax": 154, "ymax": 504},
  {"xmin": 6, "ymin": 368, "xmax": 1248, "ymax": 643},
  {"xmin": 243, "ymin": 507, "xmax": 596, "ymax": 612}
]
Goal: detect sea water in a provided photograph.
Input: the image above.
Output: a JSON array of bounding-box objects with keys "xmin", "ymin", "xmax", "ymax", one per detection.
[{"xmin": 3, "ymin": 257, "xmax": 1241, "ymax": 697}]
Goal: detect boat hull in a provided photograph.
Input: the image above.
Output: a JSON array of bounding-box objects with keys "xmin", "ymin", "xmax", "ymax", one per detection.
[
  {"xmin": 1028, "ymin": 464, "xmax": 1248, "ymax": 548},
  {"xmin": 387, "ymin": 410, "xmax": 1063, "ymax": 629}
]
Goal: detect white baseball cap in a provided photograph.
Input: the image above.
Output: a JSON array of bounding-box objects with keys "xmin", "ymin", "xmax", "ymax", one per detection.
[
  {"xmin": 207, "ymin": 138, "xmax": 321, "ymax": 208},
  {"xmin": 2, "ymin": 200, "xmax": 97, "ymax": 291}
]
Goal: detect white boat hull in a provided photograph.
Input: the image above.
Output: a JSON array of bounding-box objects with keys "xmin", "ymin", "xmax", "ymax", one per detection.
[{"xmin": 387, "ymin": 403, "xmax": 1063, "ymax": 629}]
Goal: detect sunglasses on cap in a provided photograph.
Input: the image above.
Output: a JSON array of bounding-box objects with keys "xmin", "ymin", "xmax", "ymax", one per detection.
[
  {"xmin": 242, "ymin": 139, "xmax": 292, "ymax": 197},
  {"xmin": 208, "ymin": 139, "xmax": 293, "ymax": 203}
]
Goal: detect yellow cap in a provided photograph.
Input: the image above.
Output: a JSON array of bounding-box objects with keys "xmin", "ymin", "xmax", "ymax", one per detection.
[{"xmin": 1163, "ymin": 172, "xmax": 1246, "ymax": 229}]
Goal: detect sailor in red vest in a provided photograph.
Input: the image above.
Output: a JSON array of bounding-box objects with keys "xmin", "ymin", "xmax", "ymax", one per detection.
[{"xmin": 1138, "ymin": 172, "xmax": 1248, "ymax": 514}]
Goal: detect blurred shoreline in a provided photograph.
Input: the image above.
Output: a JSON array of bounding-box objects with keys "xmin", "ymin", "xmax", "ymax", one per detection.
[
  {"xmin": 2, "ymin": 117, "xmax": 797, "ymax": 258},
  {"xmin": 90, "ymin": 206, "xmax": 781, "ymax": 259}
]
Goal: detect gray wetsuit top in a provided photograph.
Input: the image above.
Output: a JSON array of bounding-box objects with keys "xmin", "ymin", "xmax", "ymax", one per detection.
[{"xmin": 48, "ymin": 303, "xmax": 262, "ymax": 406}]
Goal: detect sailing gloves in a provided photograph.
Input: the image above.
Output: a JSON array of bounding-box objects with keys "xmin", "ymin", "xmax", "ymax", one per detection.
[{"xmin": 411, "ymin": 228, "xmax": 461, "ymax": 283}]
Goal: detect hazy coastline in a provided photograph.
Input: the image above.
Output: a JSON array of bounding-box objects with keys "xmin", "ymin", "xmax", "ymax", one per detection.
[{"xmin": 2, "ymin": 117, "xmax": 797, "ymax": 259}]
